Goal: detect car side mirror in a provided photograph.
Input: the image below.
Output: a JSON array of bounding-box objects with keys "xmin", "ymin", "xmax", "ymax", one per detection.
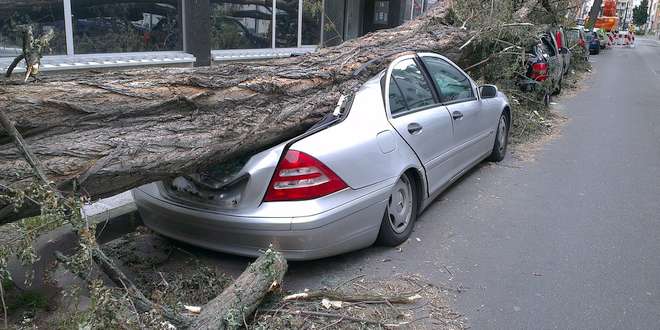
[{"xmin": 479, "ymin": 85, "xmax": 498, "ymax": 99}]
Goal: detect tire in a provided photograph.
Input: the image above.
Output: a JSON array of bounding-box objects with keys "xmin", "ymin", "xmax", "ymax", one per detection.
[
  {"xmin": 488, "ymin": 112, "xmax": 509, "ymax": 162},
  {"xmin": 377, "ymin": 173, "xmax": 418, "ymax": 246},
  {"xmin": 552, "ymin": 77, "xmax": 562, "ymax": 96}
]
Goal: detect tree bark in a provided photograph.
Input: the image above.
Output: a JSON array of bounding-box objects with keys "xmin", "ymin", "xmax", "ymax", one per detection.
[
  {"xmin": 57, "ymin": 246, "xmax": 287, "ymax": 329},
  {"xmin": 0, "ymin": 2, "xmax": 467, "ymax": 223},
  {"xmin": 191, "ymin": 249, "xmax": 287, "ymax": 329},
  {"xmin": 514, "ymin": 0, "xmax": 540, "ymax": 21},
  {"xmin": 586, "ymin": 0, "xmax": 604, "ymax": 29}
]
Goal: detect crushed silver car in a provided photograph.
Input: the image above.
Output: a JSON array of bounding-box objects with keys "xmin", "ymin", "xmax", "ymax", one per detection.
[{"xmin": 133, "ymin": 51, "xmax": 511, "ymax": 260}]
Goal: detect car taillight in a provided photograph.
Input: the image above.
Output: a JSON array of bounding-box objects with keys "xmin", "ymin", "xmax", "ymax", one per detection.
[
  {"xmin": 530, "ymin": 62, "xmax": 548, "ymax": 81},
  {"xmin": 263, "ymin": 150, "xmax": 348, "ymax": 202}
]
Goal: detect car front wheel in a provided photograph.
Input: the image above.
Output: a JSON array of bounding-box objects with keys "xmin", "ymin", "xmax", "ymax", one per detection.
[
  {"xmin": 377, "ymin": 173, "xmax": 418, "ymax": 246},
  {"xmin": 488, "ymin": 113, "xmax": 509, "ymax": 162}
]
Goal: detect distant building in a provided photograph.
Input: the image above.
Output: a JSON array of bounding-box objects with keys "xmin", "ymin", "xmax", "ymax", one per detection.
[
  {"xmin": 616, "ymin": 0, "xmax": 634, "ymax": 28},
  {"xmin": 0, "ymin": 0, "xmax": 435, "ymax": 74},
  {"xmin": 649, "ymin": 0, "xmax": 660, "ymax": 34}
]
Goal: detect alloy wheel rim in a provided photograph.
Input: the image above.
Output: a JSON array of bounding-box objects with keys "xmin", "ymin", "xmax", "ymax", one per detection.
[
  {"xmin": 388, "ymin": 176, "xmax": 413, "ymax": 234},
  {"xmin": 498, "ymin": 116, "xmax": 507, "ymax": 152}
]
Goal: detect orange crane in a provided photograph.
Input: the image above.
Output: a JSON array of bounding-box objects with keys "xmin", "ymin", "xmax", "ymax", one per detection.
[{"xmin": 593, "ymin": 0, "xmax": 619, "ymax": 32}]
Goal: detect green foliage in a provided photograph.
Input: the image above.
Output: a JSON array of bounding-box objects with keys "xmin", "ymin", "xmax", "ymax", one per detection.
[
  {"xmin": 633, "ymin": 0, "xmax": 649, "ymax": 27},
  {"xmin": 7, "ymin": 290, "xmax": 48, "ymax": 313},
  {"xmin": 450, "ymin": 0, "xmax": 590, "ymax": 141}
]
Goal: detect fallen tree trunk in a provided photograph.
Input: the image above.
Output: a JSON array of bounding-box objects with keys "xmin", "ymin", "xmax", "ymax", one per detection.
[
  {"xmin": 191, "ymin": 248, "xmax": 287, "ymax": 329},
  {"xmin": 57, "ymin": 246, "xmax": 287, "ymax": 329},
  {"xmin": 0, "ymin": 2, "xmax": 468, "ymax": 223},
  {"xmin": 8, "ymin": 104, "xmax": 288, "ymax": 329}
]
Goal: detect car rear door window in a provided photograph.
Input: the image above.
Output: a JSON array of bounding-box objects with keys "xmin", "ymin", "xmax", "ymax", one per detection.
[
  {"xmin": 541, "ymin": 37, "xmax": 556, "ymax": 56},
  {"xmin": 388, "ymin": 58, "xmax": 436, "ymax": 115},
  {"xmin": 420, "ymin": 56, "xmax": 475, "ymax": 104}
]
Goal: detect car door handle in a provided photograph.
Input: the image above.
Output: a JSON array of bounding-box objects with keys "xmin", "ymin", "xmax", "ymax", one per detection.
[
  {"xmin": 407, "ymin": 123, "xmax": 423, "ymax": 135},
  {"xmin": 452, "ymin": 111, "xmax": 464, "ymax": 120}
]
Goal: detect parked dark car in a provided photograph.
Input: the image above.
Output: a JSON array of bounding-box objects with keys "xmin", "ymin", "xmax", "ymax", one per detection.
[
  {"xmin": 584, "ymin": 31, "xmax": 601, "ymax": 54},
  {"xmin": 520, "ymin": 33, "xmax": 563, "ymax": 99},
  {"xmin": 594, "ymin": 29, "xmax": 608, "ymax": 49},
  {"xmin": 565, "ymin": 27, "xmax": 589, "ymax": 60},
  {"xmin": 551, "ymin": 27, "xmax": 572, "ymax": 75}
]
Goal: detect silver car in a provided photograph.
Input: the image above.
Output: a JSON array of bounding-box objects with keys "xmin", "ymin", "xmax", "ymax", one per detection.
[{"xmin": 133, "ymin": 52, "xmax": 511, "ymax": 260}]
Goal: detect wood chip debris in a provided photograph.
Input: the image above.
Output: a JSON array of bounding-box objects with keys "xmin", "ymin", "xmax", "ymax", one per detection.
[{"xmin": 184, "ymin": 305, "xmax": 202, "ymax": 314}]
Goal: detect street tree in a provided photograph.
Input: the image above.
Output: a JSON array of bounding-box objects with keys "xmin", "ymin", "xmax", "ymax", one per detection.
[{"xmin": 633, "ymin": 0, "xmax": 649, "ymax": 27}]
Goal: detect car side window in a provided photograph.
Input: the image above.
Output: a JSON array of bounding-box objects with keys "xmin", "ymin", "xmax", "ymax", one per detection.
[
  {"xmin": 541, "ymin": 37, "xmax": 556, "ymax": 56},
  {"xmin": 388, "ymin": 79, "xmax": 408, "ymax": 114},
  {"xmin": 388, "ymin": 58, "xmax": 435, "ymax": 115},
  {"xmin": 420, "ymin": 56, "xmax": 474, "ymax": 104}
]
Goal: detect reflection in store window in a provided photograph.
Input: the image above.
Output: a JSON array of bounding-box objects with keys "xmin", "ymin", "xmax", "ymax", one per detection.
[
  {"xmin": 401, "ymin": 0, "xmax": 412, "ymax": 22},
  {"xmin": 276, "ymin": 0, "xmax": 298, "ymax": 47},
  {"xmin": 401, "ymin": 0, "xmax": 424, "ymax": 22},
  {"xmin": 71, "ymin": 1, "xmax": 179, "ymax": 54},
  {"xmin": 374, "ymin": 1, "xmax": 390, "ymax": 25},
  {"xmin": 0, "ymin": 1, "xmax": 66, "ymax": 58},
  {"xmin": 210, "ymin": 2, "xmax": 273, "ymax": 49},
  {"xmin": 322, "ymin": 0, "xmax": 345, "ymax": 47},
  {"xmin": 302, "ymin": 0, "xmax": 322, "ymax": 45},
  {"xmin": 413, "ymin": 0, "xmax": 424, "ymax": 18}
]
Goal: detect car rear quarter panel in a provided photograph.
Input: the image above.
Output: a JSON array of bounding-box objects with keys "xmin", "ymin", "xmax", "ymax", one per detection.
[{"xmin": 290, "ymin": 76, "xmax": 424, "ymax": 192}]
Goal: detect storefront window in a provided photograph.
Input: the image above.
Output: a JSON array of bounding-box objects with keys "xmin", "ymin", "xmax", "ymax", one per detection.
[
  {"xmin": 302, "ymin": 0, "xmax": 322, "ymax": 45},
  {"xmin": 323, "ymin": 0, "xmax": 345, "ymax": 47},
  {"xmin": 343, "ymin": 0, "xmax": 361, "ymax": 39},
  {"xmin": 401, "ymin": 0, "xmax": 424, "ymax": 22},
  {"xmin": 276, "ymin": 0, "xmax": 298, "ymax": 47},
  {"xmin": 210, "ymin": 2, "xmax": 273, "ymax": 49},
  {"xmin": 401, "ymin": 0, "xmax": 413, "ymax": 22},
  {"xmin": 0, "ymin": 1, "xmax": 66, "ymax": 58},
  {"xmin": 412, "ymin": 0, "xmax": 424, "ymax": 18},
  {"xmin": 71, "ymin": 1, "xmax": 179, "ymax": 54}
]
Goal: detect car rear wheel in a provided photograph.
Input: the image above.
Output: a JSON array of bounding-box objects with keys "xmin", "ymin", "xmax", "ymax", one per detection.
[
  {"xmin": 377, "ymin": 173, "xmax": 418, "ymax": 246},
  {"xmin": 488, "ymin": 113, "xmax": 509, "ymax": 162},
  {"xmin": 552, "ymin": 77, "xmax": 562, "ymax": 95}
]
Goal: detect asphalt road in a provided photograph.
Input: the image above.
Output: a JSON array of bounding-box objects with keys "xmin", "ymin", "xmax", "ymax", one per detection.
[
  {"xmin": 283, "ymin": 38, "xmax": 660, "ymax": 329},
  {"xmin": 174, "ymin": 38, "xmax": 660, "ymax": 329}
]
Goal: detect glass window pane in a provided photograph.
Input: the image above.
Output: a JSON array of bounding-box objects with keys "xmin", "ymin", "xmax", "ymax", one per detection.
[
  {"xmin": 210, "ymin": 2, "xmax": 273, "ymax": 49},
  {"xmin": 343, "ymin": 0, "xmax": 361, "ymax": 39},
  {"xmin": 412, "ymin": 0, "xmax": 424, "ymax": 18},
  {"xmin": 391, "ymin": 58, "xmax": 435, "ymax": 111},
  {"xmin": 373, "ymin": 1, "xmax": 390, "ymax": 25},
  {"xmin": 1, "ymin": 1, "xmax": 66, "ymax": 58},
  {"xmin": 71, "ymin": 1, "xmax": 180, "ymax": 54},
  {"xmin": 276, "ymin": 0, "xmax": 298, "ymax": 47},
  {"xmin": 302, "ymin": 0, "xmax": 322, "ymax": 45},
  {"xmin": 401, "ymin": 0, "xmax": 412, "ymax": 22},
  {"xmin": 323, "ymin": 0, "xmax": 344, "ymax": 47},
  {"xmin": 421, "ymin": 56, "xmax": 474, "ymax": 103},
  {"xmin": 388, "ymin": 78, "xmax": 408, "ymax": 115}
]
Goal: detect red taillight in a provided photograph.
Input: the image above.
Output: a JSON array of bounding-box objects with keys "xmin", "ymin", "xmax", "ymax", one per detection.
[
  {"xmin": 263, "ymin": 150, "xmax": 348, "ymax": 202},
  {"xmin": 530, "ymin": 62, "xmax": 548, "ymax": 81}
]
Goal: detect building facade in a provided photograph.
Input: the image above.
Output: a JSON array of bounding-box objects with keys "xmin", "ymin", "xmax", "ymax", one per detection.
[
  {"xmin": 649, "ymin": 0, "xmax": 660, "ymax": 34},
  {"xmin": 1, "ymin": 0, "xmax": 433, "ymax": 74},
  {"xmin": 616, "ymin": 0, "xmax": 634, "ymax": 28}
]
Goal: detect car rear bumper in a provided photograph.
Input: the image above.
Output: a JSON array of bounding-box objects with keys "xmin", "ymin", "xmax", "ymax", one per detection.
[{"xmin": 133, "ymin": 181, "xmax": 392, "ymax": 260}]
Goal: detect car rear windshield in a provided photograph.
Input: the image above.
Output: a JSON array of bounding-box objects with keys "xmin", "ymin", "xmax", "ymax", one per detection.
[{"xmin": 541, "ymin": 37, "xmax": 556, "ymax": 56}]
